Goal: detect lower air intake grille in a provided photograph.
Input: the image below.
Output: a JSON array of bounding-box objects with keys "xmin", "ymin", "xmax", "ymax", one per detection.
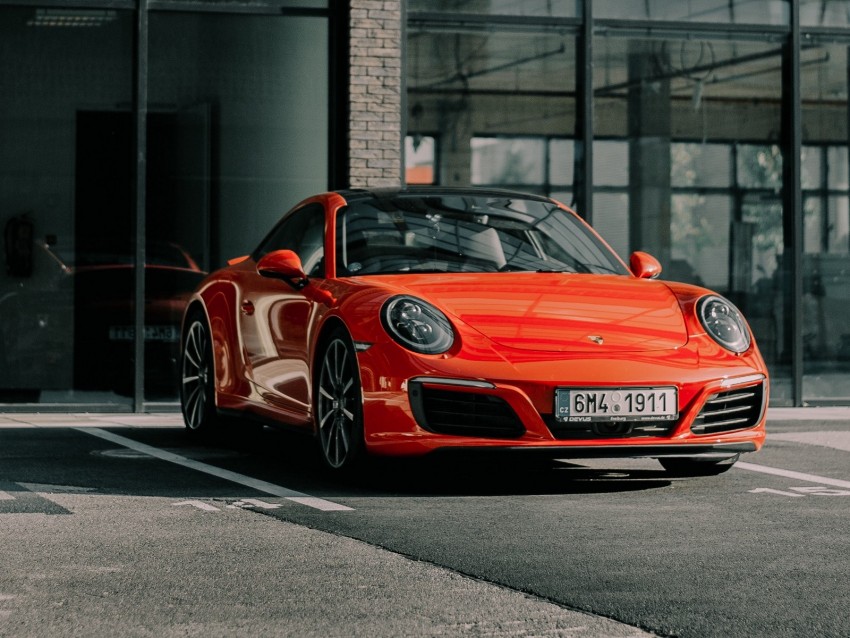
[
  {"xmin": 410, "ymin": 386, "xmax": 525, "ymax": 438},
  {"xmin": 692, "ymin": 382, "xmax": 765, "ymax": 435},
  {"xmin": 544, "ymin": 417, "xmax": 676, "ymax": 440}
]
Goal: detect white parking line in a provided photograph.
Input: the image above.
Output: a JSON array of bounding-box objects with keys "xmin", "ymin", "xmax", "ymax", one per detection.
[
  {"xmin": 768, "ymin": 431, "xmax": 850, "ymax": 453},
  {"xmin": 736, "ymin": 461, "xmax": 850, "ymax": 489},
  {"xmin": 77, "ymin": 428, "xmax": 353, "ymax": 512},
  {"xmin": 0, "ymin": 491, "xmax": 14, "ymax": 501}
]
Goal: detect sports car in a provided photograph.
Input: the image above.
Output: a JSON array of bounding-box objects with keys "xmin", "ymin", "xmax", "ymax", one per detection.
[{"xmin": 179, "ymin": 187, "xmax": 768, "ymax": 476}]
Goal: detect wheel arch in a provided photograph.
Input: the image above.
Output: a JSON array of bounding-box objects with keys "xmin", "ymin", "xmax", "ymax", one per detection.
[
  {"xmin": 312, "ymin": 315, "xmax": 353, "ymax": 364},
  {"xmin": 182, "ymin": 285, "xmax": 245, "ymax": 399},
  {"xmin": 182, "ymin": 298, "xmax": 208, "ymax": 332}
]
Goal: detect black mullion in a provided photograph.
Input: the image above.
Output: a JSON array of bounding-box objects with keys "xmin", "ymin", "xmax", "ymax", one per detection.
[
  {"xmin": 328, "ymin": 0, "xmax": 349, "ymax": 189},
  {"xmin": 0, "ymin": 0, "xmax": 134, "ymax": 7},
  {"xmin": 132, "ymin": 0, "xmax": 148, "ymax": 411},
  {"xmin": 408, "ymin": 11, "xmax": 580, "ymax": 33},
  {"xmin": 147, "ymin": 1, "xmax": 328, "ymax": 15},
  {"xmin": 820, "ymin": 146, "xmax": 829, "ymax": 252},
  {"xmin": 782, "ymin": 0, "xmax": 803, "ymax": 405},
  {"xmin": 844, "ymin": 45, "xmax": 850, "ymax": 250},
  {"xmin": 573, "ymin": 0, "xmax": 593, "ymax": 222},
  {"xmin": 594, "ymin": 19, "xmax": 788, "ymax": 41}
]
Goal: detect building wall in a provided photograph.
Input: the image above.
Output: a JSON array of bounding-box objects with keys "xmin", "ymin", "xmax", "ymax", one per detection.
[
  {"xmin": 349, "ymin": 0, "xmax": 403, "ymax": 187},
  {"xmin": 0, "ymin": 4, "xmax": 334, "ymax": 409}
]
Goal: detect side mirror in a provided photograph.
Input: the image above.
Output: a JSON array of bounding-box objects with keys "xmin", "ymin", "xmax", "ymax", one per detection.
[
  {"xmin": 256, "ymin": 249, "xmax": 335, "ymax": 305},
  {"xmin": 629, "ymin": 251, "xmax": 662, "ymax": 279},
  {"xmin": 257, "ymin": 249, "xmax": 308, "ymax": 289}
]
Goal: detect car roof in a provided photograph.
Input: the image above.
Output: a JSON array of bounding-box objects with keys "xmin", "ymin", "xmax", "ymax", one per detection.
[{"xmin": 335, "ymin": 186, "xmax": 555, "ymax": 205}]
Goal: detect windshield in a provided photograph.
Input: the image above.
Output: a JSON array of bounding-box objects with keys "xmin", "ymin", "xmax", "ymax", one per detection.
[{"xmin": 335, "ymin": 193, "xmax": 627, "ymax": 276}]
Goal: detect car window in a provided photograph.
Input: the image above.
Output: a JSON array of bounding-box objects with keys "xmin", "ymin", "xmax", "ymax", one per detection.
[
  {"xmin": 335, "ymin": 194, "xmax": 626, "ymax": 276},
  {"xmin": 253, "ymin": 203, "xmax": 325, "ymax": 277}
]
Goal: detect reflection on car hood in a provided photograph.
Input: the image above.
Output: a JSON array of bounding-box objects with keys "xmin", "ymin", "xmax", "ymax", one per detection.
[{"xmin": 396, "ymin": 273, "xmax": 688, "ymax": 352}]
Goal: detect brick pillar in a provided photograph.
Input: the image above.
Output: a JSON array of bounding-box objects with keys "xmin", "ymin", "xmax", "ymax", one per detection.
[{"xmin": 349, "ymin": 0, "xmax": 403, "ymax": 187}]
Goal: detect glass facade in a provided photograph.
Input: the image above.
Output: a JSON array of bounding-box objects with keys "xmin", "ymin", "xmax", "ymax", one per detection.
[
  {"xmin": 407, "ymin": 19, "xmax": 577, "ymax": 194},
  {"xmin": 0, "ymin": 6, "xmax": 135, "ymax": 407},
  {"xmin": 0, "ymin": 1, "xmax": 333, "ymax": 410},
  {"xmin": 5, "ymin": 1, "xmax": 850, "ymax": 409},
  {"xmin": 800, "ymin": 0, "xmax": 850, "ymax": 26},
  {"xmin": 592, "ymin": 33, "xmax": 789, "ymax": 399},
  {"xmin": 406, "ymin": 0, "xmax": 850, "ymax": 406},
  {"xmin": 801, "ymin": 40, "xmax": 850, "ymax": 403},
  {"xmin": 594, "ymin": 0, "xmax": 788, "ymax": 24},
  {"xmin": 407, "ymin": 0, "xmax": 579, "ymax": 18}
]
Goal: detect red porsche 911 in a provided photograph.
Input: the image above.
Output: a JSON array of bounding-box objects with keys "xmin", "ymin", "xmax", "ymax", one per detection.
[{"xmin": 180, "ymin": 187, "xmax": 768, "ymax": 476}]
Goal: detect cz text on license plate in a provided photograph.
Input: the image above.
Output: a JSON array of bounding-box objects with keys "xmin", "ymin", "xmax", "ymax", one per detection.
[{"xmin": 555, "ymin": 387, "xmax": 677, "ymax": 422}]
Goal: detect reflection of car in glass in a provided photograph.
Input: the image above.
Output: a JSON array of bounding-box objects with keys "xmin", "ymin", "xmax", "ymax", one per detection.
[
  {"xmin": 181, "ymin": 188, "xmax": 768, "ymax": 477},
  {"xmin": 0, "ymin": 239, "xmax": 206, "ymax": 398}
]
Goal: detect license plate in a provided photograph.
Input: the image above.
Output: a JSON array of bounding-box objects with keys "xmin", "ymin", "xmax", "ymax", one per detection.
[
  {"xmin": 109, "ymin": 325, "xmax": 180, "ymax": 342},
  {"xmin": 555, "ymin": 387, "xmax": 677, "ymax": 422}
]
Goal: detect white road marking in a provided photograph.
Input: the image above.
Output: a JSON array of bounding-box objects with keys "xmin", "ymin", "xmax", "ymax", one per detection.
[
  {"xmin": 768, "ymin": 430, "xmax": 850, "ymax": 453},
  {"xmin": 736, "ymin": 461, "xmax": 850, "ymax": 489},
  {"xmin": 749, "ymin": 488, "xmax": 805, "ymax": 497},
  {"xmin": 173, "ymin": 500, "xmax": 221, "ymax": 512},
  {"xmin": 78, "ymin": 428, "xmax": 353, "ymax": 512},
  {"xmin": 234, "ymin": 498, "xmax": 283, "ymax": 510},
  {"xmin": 0, "ymin": 415, "xmax": 183, "ymax": 428},
  {"xmin": 286, "ymin": 496, "xmax": 354, "ymax": 512},
  {"xmin": 789, "ymin": 486, "xmax": 850, "ymax": 496},
  {"xmin": 0, "ymin": 491, "xmax": 14, "ymax": 501}
]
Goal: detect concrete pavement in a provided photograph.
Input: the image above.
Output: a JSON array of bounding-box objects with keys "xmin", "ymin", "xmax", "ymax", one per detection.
[{"xmin": 2, "ymin": 407, "xmax": 847, "ymax": 637}]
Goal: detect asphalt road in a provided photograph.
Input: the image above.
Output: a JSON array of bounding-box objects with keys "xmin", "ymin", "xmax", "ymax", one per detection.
[{"xmin": 1, "ymin": 409, "xmax": 848, "ymax": 637}]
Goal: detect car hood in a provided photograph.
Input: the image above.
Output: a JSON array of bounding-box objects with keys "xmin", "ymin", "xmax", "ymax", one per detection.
[{"xmin": 394, "ymin": 273, "xmax": 689, "ymax": 353}]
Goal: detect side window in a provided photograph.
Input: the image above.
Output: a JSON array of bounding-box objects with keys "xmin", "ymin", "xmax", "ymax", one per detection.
[{"xmin": 253, "ymin": 203, "xmax": 325, "ymax": 276}]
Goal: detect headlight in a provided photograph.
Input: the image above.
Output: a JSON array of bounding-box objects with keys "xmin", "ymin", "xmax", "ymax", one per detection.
[
  {"xmin": 381, "ymin": 295, "xmax": 454, "ymax": 354},
  {"xmin": 698, "ymin": 295, "xmax": 751, "ymax": 353}
]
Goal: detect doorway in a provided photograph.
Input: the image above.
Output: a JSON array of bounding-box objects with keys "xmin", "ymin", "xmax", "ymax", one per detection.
[{"xmin": 73, "ymin": 108, "xmax": 211, "ymax": 398}]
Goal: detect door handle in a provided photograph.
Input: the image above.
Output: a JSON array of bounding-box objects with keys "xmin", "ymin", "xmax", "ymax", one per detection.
[{"xmin": 240, "ymin": 299, "xmax": 254, "ymax": 316}]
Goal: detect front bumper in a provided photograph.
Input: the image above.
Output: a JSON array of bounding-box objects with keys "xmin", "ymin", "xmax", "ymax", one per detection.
[{"xmin": 357, "ymin": 343, "xmax": 768, "ymax": 458}]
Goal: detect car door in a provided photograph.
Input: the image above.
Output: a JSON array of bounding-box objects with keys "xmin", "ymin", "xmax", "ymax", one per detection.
[{"xmin": 238, "ymin": 203, "xmax": 326, "ymax": 423}]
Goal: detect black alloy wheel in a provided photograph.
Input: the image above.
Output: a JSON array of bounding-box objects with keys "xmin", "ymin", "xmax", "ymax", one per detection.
[
  {"xmin": 181, "ymin": 315, "xmax": 218, "ymax": 434},
  {"xmin": 316, "ymin": 329, "xmax": 364, "ymax": 471}
]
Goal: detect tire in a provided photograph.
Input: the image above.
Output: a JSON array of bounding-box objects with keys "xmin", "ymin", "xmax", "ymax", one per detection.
[
  {"xmin": 658, "ymin": 454, "xmax": 740, "ymax": 477},
  {"xmin": 180, "ymin": 314, "xmax": 219, "ymax": 435},
  {"xmin": 315, "ymin": 329, "xmax": 365, "ymax": 472}
]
